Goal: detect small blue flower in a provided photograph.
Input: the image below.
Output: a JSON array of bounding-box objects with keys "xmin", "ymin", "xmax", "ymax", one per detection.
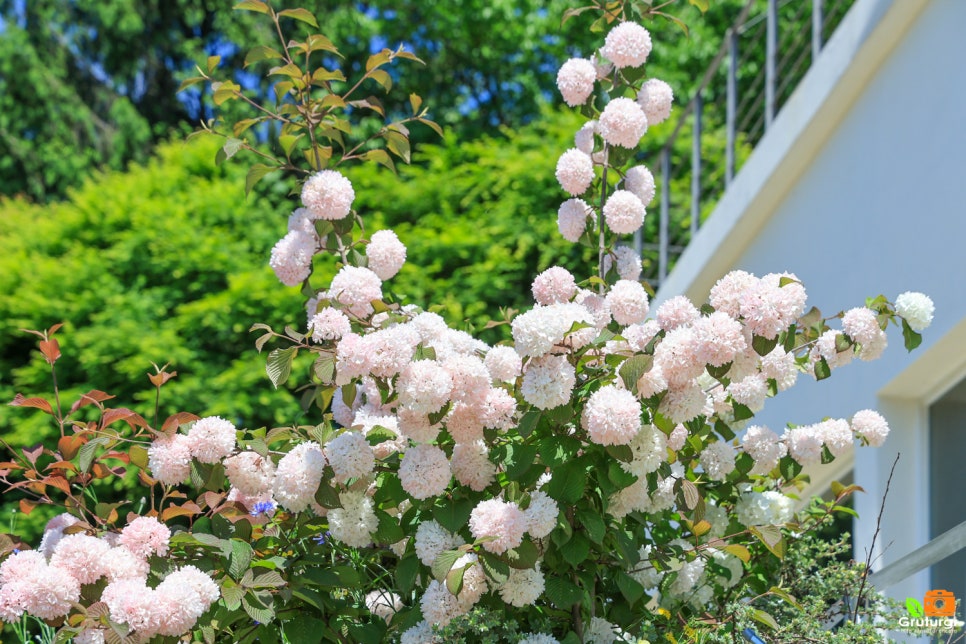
[
  {"xmin": 11, "ymin": 548, "xmax": 20, "ymax": 555},
  {"xmin": 313, "ymin": 531, "xmax": 331, "ymax": 545},
  {"xmin": 250, "ymin": 500, "xmax": 277, "ymax": 517}
]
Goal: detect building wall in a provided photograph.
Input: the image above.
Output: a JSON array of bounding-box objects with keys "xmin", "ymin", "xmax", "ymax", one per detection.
[{"xmin": 655, "ymin": 0, "xmax": 966, "ymax": 622}]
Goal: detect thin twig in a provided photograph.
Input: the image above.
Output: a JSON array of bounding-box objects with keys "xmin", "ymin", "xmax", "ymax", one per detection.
[{"xmin": 852, "ymin": 452, "xmax": 899, "ymax": 622}]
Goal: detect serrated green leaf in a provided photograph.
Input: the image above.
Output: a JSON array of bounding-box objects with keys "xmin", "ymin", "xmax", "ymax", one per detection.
[
  {"xmin": 750, "ymin": 608, "xmax": 779, "ymax": 631},
  {"xmin": 559, "ymin": 531, "xmax": 590, "ymax": 568},
  {"xmin": 722, "ymin": 544, "xmax": 751, "ymax": 563},
  {"xmin": 544, "ymin": 576, "xmax": 582, "ymax": 608},
  {"xmin": 615, "ymin": 570, "xmax": 645, "ymax": 605},
  {"xmin": 230, "ymin": 539, "xmax": 253, "ymax": 580},
  {"xmin": 479, "ymin": 551, "xmax": 509, "ymax": 585},
  {"xmin": 242, "ymin": 591, "xmax": 275, "ymax": 624},
  {"xmin": 431, "ymin": 549, "xmax": 461, "ymax": 582},
  {"xmin": 901, "ymin": 319, "xmax": 922, "ymax": 351},
  {"xmin": 266, "ymin": 347, "xmax": 298, "ymax": 388},
  {"xmin": 246, "ymin": 163, "xmax": 277, "ymax": 196},
  {"xmin": 576, "ymin": 509, "xmax": 606, "ymax": 545},
  {"xmin": 245, "ymin": 45, "xmax": 283, "ymax": 67},
  {"xmin": 506, "ymin": 538, "xmax": 540, "ymax": 570},
  {"xmin": 78, "ymin": 437, "xmax": 109, "ymax": 473},
  {"xmin": 277, "ymin": 8, "xmax": 318, "ymax": 27},
  {"xmin": 234, "ymin": 0, "xmax": 270, "ymax": 13}
]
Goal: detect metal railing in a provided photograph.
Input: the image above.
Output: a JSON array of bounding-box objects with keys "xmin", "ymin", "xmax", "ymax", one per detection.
[{"xmin": 635, "ymin": 0, "xmax": 857, "ymax": 287}]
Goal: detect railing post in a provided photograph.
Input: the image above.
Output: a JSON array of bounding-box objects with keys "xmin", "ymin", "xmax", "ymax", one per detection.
[
  {"xmin": 691, "ymin": 91, "xmax": 702, "ymax": 238},
  {"xmin": 726, "ymin": 28, "xmax": 737, "ymax": 186},
  {"xmin": 659, "ymin": 148, "xmax": 670, "ymax": 285},
  {"xmin": 812, "ymin": 0, "xmax": 824, "ymax": 60},
  {"xmin": 633, "ymin": 221, "xmax": 642, "ymax": 257},
  {"xmin": 766, "ymin": 0, "xmax": 777, "ymax": 127}
]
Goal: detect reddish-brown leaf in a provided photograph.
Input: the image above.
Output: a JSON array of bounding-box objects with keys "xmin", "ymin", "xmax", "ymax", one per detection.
[
  {"xmin": 161, "ymin": 504, "xmax": 201, "ymax": 521},
  {"xmin": 39, "ymin": 338, "xmax": 61, "ymax": 365},
  {"xmin": 45, "ymin": 460, "xmax": 77, "ymax": 473},
  {"xmin": 27, "ymin": 481, "xmax": 47, "ymax": 495},
  {"xmin": 161, "ymin": 412, "xmax": 201, "ymax": 434},
  {"xmin": 69, "ymin": 390, "xmax": 115, "ymax": 414},
  {"xmin": 19, "ymin": 499, "xmax": 36, "ymax": 515},
  {"xmin": 57, "ymin": 435, "xmax": 87, "ymax": 461},
  {"xmin": 0, "ymin": 461, "xmax": 23, "ymax": 470},
  {"xmin": 21, "ymin": 444, "xmax": 44, "ymax": 465},
  {"xmin": 137, "ymin": 470, "xmax": 155, "ymax": 487},
  {"xmin": 91, "ymin": 463, "xmax": 112, "ymax": 479},
  {"xmin": 102, "ymin": 451, "xmax": 131, "ymax": 464},
  {"xmin": 202, "ymin": 491, "xmax": 226, "ymax": 510},
  {"xmin": 45, "ymin": 476, "xmax": 71, "ymax": 494},
  {"xmin": 100, "ymin": 408, "xmax": 148, "ymax": 430},
  {"xmin": 147, "ymin": 371, "xmax": 178, "ymax": 388},
  {"xmin": 9, "ymin": 394, "xmax": 53, "ymax": 415}
]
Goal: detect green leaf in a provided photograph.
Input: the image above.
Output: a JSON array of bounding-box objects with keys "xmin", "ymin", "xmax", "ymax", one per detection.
[
  {"xmin": 750, "ymin": 608, "xmax": 779, "ymax": 631},
  {"xmin": 544, "ymin": 576, "xmax": 582, "ymax": 608},
  {"xmin": 242, "ymin": 591, "xmax": 275, "ymax": 624},
  {"xmin": 678, "ymin": 478, "xmax": 700, "ymax": 510},
  {"xmin": 688, "ymin": 0, "xmax": 710, "ymax": 11},
  {"xmin": 446, "ymin": 561, "xmax": 468, "ymax": 596},
  {"xmin": 245, "ymin": 45, "xmax": 284, "ymax": 67},
  {"xmin": 479, "ymin": 551, "xmax": 510, "ymax": 585},
  {"xmin": 518, "ymin": 410, "xmax": 541, "ymax": 438},
  {"xmin": 768, "ymin": 586, "xmax": 803, "ymax": 610},
  {"xmin": 369, "ymin": 69, "xmax": 392, "ymax": 92},
  {"xmin": 395, "ymin": 554, "xmax": 420, "ymax": 595},
  {"xmin": 78, "ymin": 437, "xmax": 109, "ymax": 473},
  {"xmin": 364, "ymin": 148, "xmax": 395, "ymax": 173},
  {"xmin": 813, "ymin": 357, "xmax": 831, "ymax": 380},
  {"xmin": 234, "ymin": 0, "xmax": 270, "ymax": 13},
  {"xmin": 576, "ymin": 508, "xmax": 606, "ymax": 545},
  {"xmin": 506, "ymin": 538, "xmax": 540, "ymax": 570},
  {"xmin": 277, "ymin": 8, "xmax": 319, "ymax": 27},
  {"xmin": 546, "ymin": 462, "xmax": 586, "ymax": 504},
  {"xmin": 128, "ymin": 444, "xmax": 148, "ymax": 469},
  {"xmin": 901, "ymin": 319, "xmax": 922, "ymax": 351},
  {"xmin": 504, "ymin": 443, "xmax": 537, "ymax": 480},
  {"xmin": 284, "ymin": 616, "xmax": 327, "ymax": 644},
  {"xmin": 409, "ymin": 93, "xmax": 422, "ymax": 113},
  {"xmin": 750, "ymin": 525, "xmax": 786, "ymax": 559},
  {"xmin": 366, "ymin": 50, "xmax": 392, "ymax": 72},
  {"xmin": 432, "ymin": 497, "xmax": 473, "ymax": 533},
  {"xmin": 906, "ymin": 597, "xmax": 925, "ymax": 618},
  {"xmin": 347, "ymin": 622, "xmax": 386, "ymax": 644},
  {"xmin": 266, "ymin": 347, "xmax": 298, "ymax": 388},
  {"xmin": 752, "ymin": 334, "xmax": 780, "ymax": 356},
  {"xmin": 245, "ymin": 163, "xmax": 277, "ymax": 196},
  {"xmin": 615, "ymin": 570, "xmax": 645, "ymax": 606},
  {"xmin": 230, "ymin": 539, "xmax": 254, "ymax": 580},
  {"xmin": 559, "ymin": 531, "xmax": 590, "ymax": 568},
  {"xmin": 605, "ymin": 444, "xmax": 633, "ymax": 464},
  {"xmin": 722, "ymin": 544, "xmax": 751, "ymax": 563},
  {"xmin": 250, "ymin": 570, "xmax": 286, "ymax": 588},
  {"xmin": 222, "ymin": 584, "xmax": 244, "ymax": 610}
]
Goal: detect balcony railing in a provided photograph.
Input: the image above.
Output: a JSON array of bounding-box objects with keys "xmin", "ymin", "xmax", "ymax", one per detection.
[{"xmin": 636, "ymin": 0, "xmax": 857, "ymax": 287}]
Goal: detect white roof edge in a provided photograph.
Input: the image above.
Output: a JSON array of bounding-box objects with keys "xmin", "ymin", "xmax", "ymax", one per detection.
[{"xmin": 654, "ymin": 0, "xmax": 930, "ymax": 306}]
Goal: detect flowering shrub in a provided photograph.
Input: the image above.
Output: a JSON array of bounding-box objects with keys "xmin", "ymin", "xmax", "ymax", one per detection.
[{"xmin": 0, "ymin": 1, "xmax": 936, "ymax": 643}]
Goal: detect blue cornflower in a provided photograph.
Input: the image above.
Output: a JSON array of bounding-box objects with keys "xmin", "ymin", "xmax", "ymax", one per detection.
[
  {"xmin": 250, "ymin": 500, "xmax": 277, "ymax": 517},
  {"xmin": 313, "ymin": 531, "xmax": 331, "ymax": 545}
]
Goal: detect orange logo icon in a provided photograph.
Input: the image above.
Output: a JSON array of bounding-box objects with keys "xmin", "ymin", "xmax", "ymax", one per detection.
[{"xmin": 924, "ymin": 589, "xmax": 956, "ymax": 618}]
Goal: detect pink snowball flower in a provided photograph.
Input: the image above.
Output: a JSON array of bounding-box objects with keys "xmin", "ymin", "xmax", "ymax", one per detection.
[
  {"xmin": 699, "ymin": 441, "xmax": 737, "ymax": 481},
  {"xmin": 558, "ymin": 198, "xmax": 591, "ymax": 242},
  {"xmin": 367, "ymin": 229, "xmax": 407, "ymax": 280},
  {"xmin": 272, "ymin": 441, "xmax": 326, "ymax": 512},
  {"xmin": 532, "ymin": 266, "xmax": 577, "ymax": 305},
  {"xmin": 742, "ymin": 425, "xmax": 786, "ymax": 475},
  {"xmin": 709, "ymin": 270, "xmax": 758, "ymax": 317},
  {"xmin": 601, "ymin": 22, "xmax": 653, "ymax": 69},
  {"xmin": 624, "ymin": 165, "xmax": 655, "ymax": 206},
  {"xmin": 397, "ymin": 360, "xmax": 454, "ymax": 415},
  {"xmin": 50, "ymin": 534, "xmax": 111, "ymax": 585},
  {"xmin": 819, "ymin": 418, "xmax": 853, "ymax": 457},
  {"xmin": 556, "ymin": 148, "xmax": 595, "ymax": 196},
  {"xmin": 521, "ymin": 354, "xmax": 576, "ymax": 410},
  {"xmin": 329, "ymin": 266, "xmax": 383, "ymax": 318},
  {"xmin": 691, "ymin": 311, "xmax": 747, "ymax": 367},
  {"xmin": 841, "ymin": 307, "xmax": 881, "ymax": 345},
  {"xmin": 301, "ymin": 169, "xmax": 355, "ymax": 220},
  {"xmin": 184, "ymin": 416, "xmax": 236, "ymax": 464},
  {"xmin": 895, "ymin": 291, "xmax": 934, "ymax": 332},
  {"xmin": 784, "ymin": 425, "xmax": 823, "ymax": 466},
  {"xmin": 851, "ymin": 409, "xmax": 890, "ymax": 447},
  {"xmin": 656, "ymin": 295, "xmax": 700, "ymax": 331},
  {"xmin": 399, "ymin": 444, "xmax": 451, "ymax": 500},
  {"xmin": 451, "ymin": 441, "xmax": 496, "ymax": 491},
  {"xmin": 636, "ymin": 78, "xmax": 674, "ymax": 124},
  {"xmin": 658, "ymin": 380, "xmax": 706, "ymax": 424},
  {"xmin": 606, "ymin": 279, "xmax": 649, "ymax": 325},
  {"xmin": 119, "ymin": 516, "xmax": 171, "ymax": 559},
  {"xmin": 325, "ymin": 431, "xmax": 375, "ymax": 484},
  {"xmin": 147, "ymin": 433, "xmax": 192, "ymax": 485},
  {"xmin": 269, "ymin": 229, "xmax": 316, "ymax": 286},
  {"xmin": 653, "ymin": 326, "xmax": 704, "ymax": 389},
  {"xmin": 575, "ymin": 120, "xmax": 597, "ymax": 155},
  {"xmin": 581, "ymin": 385, "xmax": 642, "ymax": 445},
  {"xmin": 309, "ymin": 307, "xmax": 352, "ymax": 342},
  {"xmin": 603, "ymin": 189, "xmax": 645, "ymax": 234},
  {"xmin": 598, "ymin": 97, "xmax": 648, "ymax": 149},
  {"xmin": 484, "ymin": 345, "xmax": 522, "ymax": 382},
  {"xmin": 469, "ymin": 499, "xmax": 526, "ymax": 554},
  {"xmin": 556, "ymin": 58, "xmax": 597, "ymax": 106}
]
